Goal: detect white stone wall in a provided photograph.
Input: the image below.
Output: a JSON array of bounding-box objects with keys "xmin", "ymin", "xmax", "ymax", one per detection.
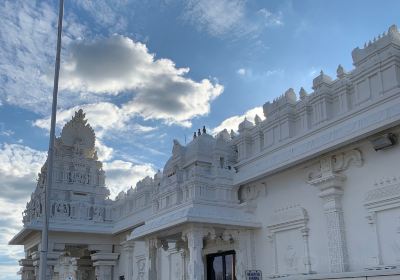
[{"xmin": 232, "ymin": 128, "xmax": 400, "ymax": 278}]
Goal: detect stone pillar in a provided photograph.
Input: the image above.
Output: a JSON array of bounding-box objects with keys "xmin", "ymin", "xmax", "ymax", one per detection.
[
  {"xmin": 144, "ymin": 238, "xmax": 158, "ymax": 280},
  {"xmin": 54, "ymin": 255, "xmax": 78, "ymax": 280},
  {"xmin": 94, "ymin": 265, "xmax": 112, "ymax": 280},
  {"xmin": 183, "ymin": 228, "xmax": 205, "ymax": 280},
  {"xmin": 18, "ymin": 259, "xmax": 35, "ymax": 280},
  {"xmin": 31, "ymin": 251, "xmax": 58, "ymax": 280},
  {"xmin": 301, "ymin": 227, "xmax": 312, "ymax": 274},
  {"xmin": 236, "ymin": 230, "xmax": 252, "ymax": 279},
  {"xmin": 308, "ymin": 155, "xmax": 349, "ymax": 273},
  {"xmin": 122, "ymin": 241, "xmax": 135, "ymax": 280},
  {"xmin": 75, "ymin": 258, "xmax": 95, "ymax": 280},
  {"xmin": 91, "ymin": 252, "xmax": 119, "ymax": 280},
  {"xmin": 222, "ymin": 229, "xmax": 255, "ymax": 279},
  {"xmin": 175, "ymin": 239, "xmax": 187, "ymax": 280}
]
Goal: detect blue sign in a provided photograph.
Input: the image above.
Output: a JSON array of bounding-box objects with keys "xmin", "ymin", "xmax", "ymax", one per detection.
[{"xmin": 245, "ymin": 270, "xmax": 262, "ymax": 280}]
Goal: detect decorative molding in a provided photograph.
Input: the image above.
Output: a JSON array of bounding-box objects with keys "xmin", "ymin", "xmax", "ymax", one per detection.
[
  {"xmin": 307, "ymin": 149, "xmax": 363, "ymax": 273},
  {"xmin": 365, "ymin": 176, "xmax": 400, "ymax": 210},
  {"xmin": 308, "ymin": 148, "xmax": 363, "ymax": 183},
  {"xmin": 267, "ymin": 205, "xmax": 312, "ymax": 276},
  {"xmin": 135, "ymin": 256, "xmax": 145, "ymax": 280},
  {"xmin": 364, "ymin": 175, "xmax": 400, "ymax": 267}
]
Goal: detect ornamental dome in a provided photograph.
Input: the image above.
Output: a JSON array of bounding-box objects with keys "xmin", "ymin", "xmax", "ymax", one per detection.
[
  {"xmin": 185, "ymin": 132, "xmax": 215, "ymax": 165},
  {"xmin": 238, "ymin": 117, "xmax": 254, "ymax": 133},
  {"xmin": 60, "ymin": 109, "xmax": 95, "ymax": 153}
]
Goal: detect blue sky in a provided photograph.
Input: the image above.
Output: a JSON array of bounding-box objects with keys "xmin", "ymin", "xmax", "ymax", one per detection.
[{"xmin": 0, "ymin": 0, "xmax": 399, "ymax": 278}]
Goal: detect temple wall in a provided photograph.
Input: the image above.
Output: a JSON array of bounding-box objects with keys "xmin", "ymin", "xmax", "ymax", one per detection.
[
  {"xmin": 238, "ymin": 126, "xmax": 400, "ymax": 278},
  {"xmin": 12, "ymin": 25, "xmax": 400, "ymax": 280}
]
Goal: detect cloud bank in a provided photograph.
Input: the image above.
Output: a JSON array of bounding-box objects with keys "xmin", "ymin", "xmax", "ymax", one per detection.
[
  {"xmin": 57, "ymin": 35, "xmax": 223, "ymax": 127},
  {"xmin": 212, "ymin": 106, "xmax": 264, "ymax": 134}
]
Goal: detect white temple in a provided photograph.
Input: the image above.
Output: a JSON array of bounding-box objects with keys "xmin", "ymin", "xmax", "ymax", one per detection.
[{"xmin": 9, "ymin": 25, "xmax": 400, "ymax": 280}]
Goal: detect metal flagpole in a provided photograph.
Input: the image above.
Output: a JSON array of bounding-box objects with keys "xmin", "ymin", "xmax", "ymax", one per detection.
[{"xmin": 39, "ymin": 0, "xmax": 64, "ymax": 279}]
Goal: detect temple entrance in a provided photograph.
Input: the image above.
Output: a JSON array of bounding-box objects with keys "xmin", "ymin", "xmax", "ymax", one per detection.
[{"xmin": 206, "ymin": 250, "xmax": 236, "ymax": 280}]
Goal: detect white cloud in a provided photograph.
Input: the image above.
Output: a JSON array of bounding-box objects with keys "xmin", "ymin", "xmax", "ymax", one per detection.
[
  {"xmin": 181, "ymin": 1, "xmax": 284, "ymax": 38},
  {"xmin": 257, "ymin": 8, "xmax": 284, "ymax": 26},
  {"xmin": 236, "ymin": 68, "xmax": 284, "ymax": 80},
  {"xmin": 71, "ymin": 0, "xmax": 129, "ymax": 32},
  {"xmin": 0, "ymin": 197, "xmax": 25, "ymax": 280},
  {"xmin": 211, "ymin": 106, "xmax": 264, "ymax": 134},
  {"xmin": 0, "ymin": 143, "xmax": 47, "ymax": 279},
  {"xmin": 0, "ymin": 0, "xmax": 88, "ymax": 114},
  {"xmin": 183, "ymin": 0, "xmax": 248, "ymax": 37},
  {"xmin": 308, "ymin": 67, "xmax": 320, "ymax": 77},
  {"xmin": 34, "ymin": 102, "xmax": 129, "ymax": 138},
  {"xmin": 1, "ymin": 2, "xmax": 223, "ymax": 127},
  {"xmin": 0, "ymin": 123, "xmax": 14, "ymax": 137},
  {"xmin": 103, "ymin": 160, "xmax": 156, "ymax": 198},
  {"xmin": 96, "ymin": 140, "xmax": 114, "ymax": 162},
  {"xmin": 33, "ymin": 102, "xmax": 159, "ymax": 147},
  {"xmin": 237, "ymin": 68, "xmax": 247, "ymax": 76},
  {"xmin": 57, "ymin": 35, "xmax": 223, "ymax": 126},
  {"xmin": 0, "ymin": 143, "xmax": 47, "ymax": 194}
]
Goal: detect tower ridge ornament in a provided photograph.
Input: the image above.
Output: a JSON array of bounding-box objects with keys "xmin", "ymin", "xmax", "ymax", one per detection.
[{"xmin": 60, "ymin": 109, "xmax": 96, "ymax": 153}]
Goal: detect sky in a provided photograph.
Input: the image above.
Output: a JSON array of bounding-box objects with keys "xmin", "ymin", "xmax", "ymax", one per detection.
[{"xmin": 0, "ymin": 0, "xmax": 399, "ymax": 278}]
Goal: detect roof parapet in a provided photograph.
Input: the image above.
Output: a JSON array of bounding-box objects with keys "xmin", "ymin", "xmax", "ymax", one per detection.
[{"xmin": 352, "ymin": 24, "xmax": 400, "ymax": 67}]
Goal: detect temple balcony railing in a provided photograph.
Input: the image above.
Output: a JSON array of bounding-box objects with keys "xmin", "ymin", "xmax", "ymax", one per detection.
[
  {"xmin": 22, "ymin": 197, "xmax": 113, "ymax": 226},
  {"xmin": 151, "ymin": 174, "xmax": 238, "ymax": 215}
]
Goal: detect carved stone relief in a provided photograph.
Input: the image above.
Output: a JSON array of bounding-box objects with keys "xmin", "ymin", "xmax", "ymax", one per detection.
[
  {"xmin": 136, "ymin": 257, "xmax": 145, "ymax": 280},
  {"xmin": 267, "ymin": 205, "xmax": 312, "ymax": 276},
  {"xmin": 308, "ymin": 148, "xmax": 363, "ymax": 273},
  {"xmin": 364, "ymin": 175, "xmax": 400, "ymax": 268},
  {"xmin": 168, "ymin": 250, "xmax": 183, "ymax": 280}
]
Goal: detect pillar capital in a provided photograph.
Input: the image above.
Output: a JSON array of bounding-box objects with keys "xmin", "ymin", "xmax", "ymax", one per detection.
[
  {"xmin": 91, "ymin": 252, "xmax": 119, "ymax": 280},
  {"xmin": 18, "ymin": 259, "xmax": 35, "ymax": 280}
]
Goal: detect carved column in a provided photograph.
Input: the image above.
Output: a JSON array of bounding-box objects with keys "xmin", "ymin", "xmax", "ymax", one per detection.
[
  {"xmin": 18, "ymin": 259, "xmax": 35, "ymax": 280},
  {"xmin": 222, "ymin": 229, "xmax": 252, "ymax": 279},
  {"xmin": 31, "ymin": 251, "xmax": 58, "ymax": 280},
  {"xmin": 94, "ymin": 265, "xmax": 112, "ymax": 280},
  {"xmin": 144, "ymin": 238, "xmax": 158, "ymax": 280},
  {"xmin": 54, "ymin": 255, "xmax": 78, "ymax": 280},
  {"xmin": 301, "ymin": 227, "xmax": 312, "ymax": 274},
  {"xmin": 183, "ymin": 228, "xmax": 205, "ymax": 280},
  {"xmin": 122, "ymin": 241, "xmax": 135, "ymax": 280},
  {"xmin": 91, "ymin": 252, "xmax": 119, "ymax": 280},
  {"xmin": 175, "ymin": 239, "xmax": 187, "ymax": 280},
  {"xmin": 75, "ymin": 258, "xmax": 95, "ymax": 280},
  {"xmin": 308, "ymin": 155, "xmax": 349, "ymax": 273}
]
